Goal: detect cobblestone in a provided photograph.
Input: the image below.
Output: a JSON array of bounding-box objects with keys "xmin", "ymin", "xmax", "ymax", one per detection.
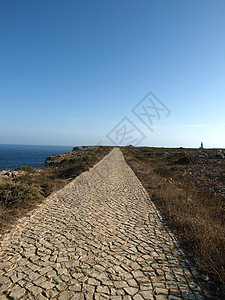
[{"xmin": 0, "ymin": 149, "xmax": 214, "ymax": 298}]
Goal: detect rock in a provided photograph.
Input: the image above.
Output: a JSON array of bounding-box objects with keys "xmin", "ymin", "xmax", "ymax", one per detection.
[
  {"xmin": 73, "ymin": 146, "xmax": 89, "ymax": 151},
  {"xmin": 44, "ymin": 155, "xmax": 58, "ymax": 166},
  {"xmin": 215, "ymin": 150, "xmax": 225, "ymax": 159},
  {"xmin": 161, "ymin": 152, "xmax": 169, "ymax": 157}
]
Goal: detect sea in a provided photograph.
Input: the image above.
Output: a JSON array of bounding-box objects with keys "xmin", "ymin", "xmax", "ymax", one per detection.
[{"xmin": 0, "ymin": 144, "xmax": 73, "ymax": 171}]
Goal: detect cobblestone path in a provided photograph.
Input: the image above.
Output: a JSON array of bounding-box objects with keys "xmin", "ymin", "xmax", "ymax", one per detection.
[{"xmin": 0, "ymin": 148, "xmax": 212, "ymax": 299}]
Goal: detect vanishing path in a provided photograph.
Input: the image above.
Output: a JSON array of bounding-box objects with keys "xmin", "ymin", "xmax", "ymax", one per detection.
[{"xmin": 0, "ymin": 148, "xmax": 211, "ymax": 299}]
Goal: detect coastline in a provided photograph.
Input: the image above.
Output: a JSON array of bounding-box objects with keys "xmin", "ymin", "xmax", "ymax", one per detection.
[{"xmin": 0, "ymin": 144, "xmax": 73, "ymax": 171}]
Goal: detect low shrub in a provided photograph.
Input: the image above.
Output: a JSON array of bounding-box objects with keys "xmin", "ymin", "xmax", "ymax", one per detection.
[
  {"xmin": 59, "ymin": 157, "xmax": 82, "ymax": 166},
  {"xmin": 15, "ymin": 173, "xmax": 34, "ymax": 184},
  {"xmin": 169, "ymin": 166, "xmax": 180, "ymax": 172},
  {"xmin": 16, "ymin": 166, "xmax": 35, "ymax": 173},
  {"xmin": 135, "ymin": 154, "xmax": 146, "ymax": 160},
  {"xmin": 57, "ymin": 163, "xmax": 89, "ymax": 179},
  {"xmin": 0, "ymin": 182, "xmax": 43, "ymax": 207},
  {"xmin": 176, "ymin": 155, "xmax": 197, "ymax": 165},
  {"xmin": 154, "ymin": 167, "xmax": 171, "ymax": 177}
]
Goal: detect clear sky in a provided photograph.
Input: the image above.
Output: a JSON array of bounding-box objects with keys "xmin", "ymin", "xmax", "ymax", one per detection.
[{"xmin": 0, "ymin": 0, "xmax": 224, "ymax": 148}]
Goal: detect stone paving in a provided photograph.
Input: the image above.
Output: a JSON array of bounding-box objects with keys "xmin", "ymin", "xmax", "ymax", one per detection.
[{"xmin": 0, "ymin": 148, "xmax": 213, "ymax": 299}]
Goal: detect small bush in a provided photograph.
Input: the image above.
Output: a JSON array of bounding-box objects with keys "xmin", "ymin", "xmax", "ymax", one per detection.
[
  {"xmin": 59, "ymin": 157, "xmax": 82, "ymax": 166},
  {"xmin": 0, "ymin": 182, "xmax": 43, "ymax": 207},
  {"xmin": 15, "ymin": 174, "xmax": 33, "ymax": 184},
  {"xmin": 16, "ymin": 166, "xmax": 35, "ymax": 173},
  {"xmin": 176, "ymin": 155, "xmax": 197, "ymax": 165},
  {"xmin": 166, "ymin": 152, "xmax": 184, "ymax": 162},
  {"xmin": 154, "ymin": 167, "xmax": 171, "ymax": 177},
  {"xmin": 135, "ymin": 154, "xmax": 146, "ymax": 160},
  {"xmin": 169, "ymin": 166, "xmax": 180, "ymax": 172},
  {"xmin": 35, "ymin": 175, "xmax": 54, "ymax": 197},
  {"xmin": 39, "ymin": 182, "xmax": 54, "ymax": 197},
  {"xmin": 57, "ymin": 163, "xmax": 89, "ymax": 179}
]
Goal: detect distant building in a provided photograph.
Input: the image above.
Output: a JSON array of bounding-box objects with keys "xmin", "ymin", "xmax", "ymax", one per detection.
[{"xmin": 200, "ymin": 142, "xmax": 203, "ymax": 149}]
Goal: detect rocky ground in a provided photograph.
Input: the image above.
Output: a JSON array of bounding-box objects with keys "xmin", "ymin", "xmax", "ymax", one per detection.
[
  {"xmin": 180, "ymin": 149, "xmax": 225, "ymax": 195},
  {"xmin": 0, "ymin": 148, "xmax": 217, "ymax": 299},
  {"xmin": 139, "ymin": 147, "xmax": 225, "ymax": 197}
]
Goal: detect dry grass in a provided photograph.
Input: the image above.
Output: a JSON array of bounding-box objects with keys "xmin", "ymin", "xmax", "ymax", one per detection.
[
  {"xmin": 0, "ymin": 146, "xmax": 112, "ymax": 235},
  {"xmin": 0, "ymin": 177, "xmax": 43, "ymax": 234},
  {"xmin": 121, "ymin": 146, "xmax": 225, "ymax": 293}
]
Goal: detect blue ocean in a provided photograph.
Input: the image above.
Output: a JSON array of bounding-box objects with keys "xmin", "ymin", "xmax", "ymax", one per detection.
[{"xmin": 0, "ymin": 144, "xmax": 73, "ymax": 171}]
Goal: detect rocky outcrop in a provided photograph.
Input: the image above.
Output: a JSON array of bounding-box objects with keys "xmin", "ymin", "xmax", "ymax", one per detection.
[
  {"xmin": 44, "ymin": 155, "xmax": 59, "ymax": 167},
  {"xmin": 44, "ymin": 146, "xmax": 96, "ymax": 167},
  {"xmin": 0, "ymin": 170, "xmax": 26, "ymax": 179},
  {"xmin": 73, "ymin": 146, "xmax": 89, "ymax": 151},
  {"xmin": 215, "ymin": 150, "xmax": 225, "ymax": 159}
]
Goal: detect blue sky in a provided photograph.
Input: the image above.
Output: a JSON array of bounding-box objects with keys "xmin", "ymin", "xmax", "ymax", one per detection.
[{"xmin": 0, "ymin": 0, "xmax": 224, "ymax": 147}]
